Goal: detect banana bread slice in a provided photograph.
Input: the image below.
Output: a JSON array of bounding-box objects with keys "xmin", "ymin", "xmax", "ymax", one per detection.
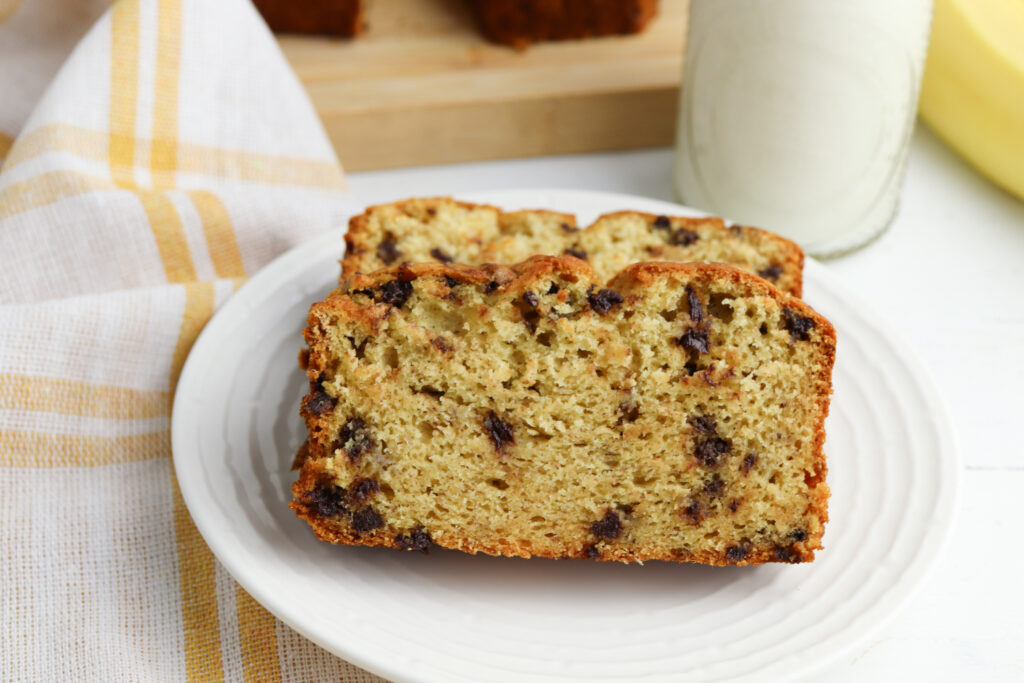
[
  {"xmin": 292, "ymin": 255, "xmax": 834, "ymax": 565},
  {"xmin": 341, "ymin": 197, "xmax": 805, "ymax": 296}
]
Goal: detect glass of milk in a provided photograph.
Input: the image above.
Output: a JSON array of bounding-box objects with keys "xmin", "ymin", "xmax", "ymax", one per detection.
[{"xmin": 674, "ymin": 0, "xmax": 933, "ymax": 257}]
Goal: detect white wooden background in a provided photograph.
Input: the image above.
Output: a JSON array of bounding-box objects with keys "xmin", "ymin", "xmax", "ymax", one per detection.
[{"xmin": 346, "ymin": 124, "xmax": 1024, "ymax": 682}]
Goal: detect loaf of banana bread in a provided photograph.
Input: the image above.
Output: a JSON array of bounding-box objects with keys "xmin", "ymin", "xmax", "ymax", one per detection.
[
  {"xmin": 470, "ymin": 0, "xmax": 659, "ymax": 48},
  {"xmin": 254, "ymin": 0, "xmax": 656, "ymax": 45}
]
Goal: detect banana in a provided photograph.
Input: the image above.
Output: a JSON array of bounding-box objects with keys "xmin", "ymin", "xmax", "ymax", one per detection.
[{"xmin": 919, "ymin": 0, "xmax": 1024, "ymax": 201}]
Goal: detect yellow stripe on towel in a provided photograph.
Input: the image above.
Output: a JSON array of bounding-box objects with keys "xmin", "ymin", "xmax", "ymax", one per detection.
[
  {"xmin": 0, "ymin": 374, "xmax": 169, "ymax": 419},
  {"xmin": 0, "ymin": 430, "xmax": 170, "ymax": 467},
  {"xmin": 151, "ymin": 0, "xmax": 182, "ymax": 188},
  {"xmin": 237, "ymin": 587, "xmax": 283, "ymax": 682},
  {"xmin": 168, "ymin": 278, "xmax": 225, "ymax": 681},
  {"xmin": 189, "ymin": 190, "xmax": 246, "ymax": 279},
  {"xmin": 109, "ymin": 0, "xmax": 141, "ymax": 187}
]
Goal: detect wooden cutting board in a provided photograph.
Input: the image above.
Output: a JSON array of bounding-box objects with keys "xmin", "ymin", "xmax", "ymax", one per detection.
[{"xmin": 277, "ymin": 0, "xmax": 689, "ymax": 171}]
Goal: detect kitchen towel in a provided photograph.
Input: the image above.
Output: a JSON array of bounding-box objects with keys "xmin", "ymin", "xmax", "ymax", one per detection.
[{"xmin": 0, "ymin": 0, "xmax": 381, "ymax": 679}]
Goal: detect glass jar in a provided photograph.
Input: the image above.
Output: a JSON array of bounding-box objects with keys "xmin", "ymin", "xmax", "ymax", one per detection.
[{"xmin": 674, "ymin": 0, "xmax": 933, "ymax": 257}]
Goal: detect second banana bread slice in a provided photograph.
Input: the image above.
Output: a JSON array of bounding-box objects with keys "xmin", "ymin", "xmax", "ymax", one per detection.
[{"xmin": 341, "ymin": 196, "xmax": 805, "ymax": 296}]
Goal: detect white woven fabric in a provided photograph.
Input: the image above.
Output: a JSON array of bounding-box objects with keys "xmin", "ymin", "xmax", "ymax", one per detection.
[{"xmin": 0, "ymin": 1, "xmax": 384, "ymax": 679}]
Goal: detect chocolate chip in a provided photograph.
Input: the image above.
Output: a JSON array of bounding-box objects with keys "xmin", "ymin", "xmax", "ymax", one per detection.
[
  {"xmin": 351, "ymin": 337, "xmax": 370, "ymax": 359},
  {"xmin": 560, "ymin": 222, "xmax": 578, "ymax": 233},
  {"xmin": 590, "ymin": 510, "xmax": 622, "ymax": 539},
  {"xmin": 396, "ymin": 527, "xmax": 432, "ymax": 553},
  {"xmin": 512, "ymin": 293, "xmax": 542, "ymax": 334},
  {"xmin": 352, "ymin": 507, "xmax": 384, "ymax": 532},
  {"xmin": 584, "ymin": 544, "xmax": 602, "ymax": 559},
  {"xmin": 339, "ymin": 417, "xmax": 373, "ymax": 462},
  {"xmin": 790, "ymin": 529, "xmax": 808, "ymax": 543},
  {"xmin": 483, "ymin": 411, "xmax": 515, "ymax": 453},
  {"xmin": 306, "ymin": 481, "xmax": 347, "ymax": 518},
  {"xmin": 546, "ymin": 282, "xmax": 560, "ymax": 295},
  {"xmin": 587, "ymin": 286, "xmax": 623, "ymax": 315},
  {"xmin": 563, "ymin": 246, "xmax": 588, "ymax": 261},
  {"xmin": 703, "ymin": 475, "xmax": 725, "ymax": 497},
  {"xmin": 431, "ymin": 336, "xmax": 453, "ymax": 353},
  {"xmin": 688, "ymin": 414, "xmax": 716, "ymax": 434},
  {"xmin": 782, "ymin": 307, "xmax": 816, "ymax": 341},
  {"xmin": 686, "ymin": 286, "xmax": 704, "ymax": 323},
  {"xmin": 758, "ymin": 265, "xmax": 783, "ymax": 282},
  {"xmin": 775, "ymin": 545, "xmax": 801, "ymax": 563},
  {"xmin": 376, "ymin": 279, "xmax": 413, "ymax": 307},
  {"xmin": 426, "ymin": 207, "xmax": 437, "ymax": 216},
  {"xmin": 728, "ymin": 499, "xmax": 741, "ymax": 513},
  {"xmin": 729, "ymin": 224, "xmax": 744, "ymax": 236},
  {"xmin": 377, "ymin": 238, "xmax": 401, "ymax": 265},
  {"xmin": 653, "ymin": 215, "xmax": 671, "ymax": 230},
  {"xmin": 347, "ymin": 478, "xmax": 379, "ymax": 505},
  {"xmin": 682, "ymin": 501, "xmax": 704, "ymax": 525},
  {"xmin": 677, "ymin": 328, "xmax": 710, "ymax": 354},
  {"xmin": 305, "ymin": 386, "xmax": 336, "ymax": 416},
  {"xmin": 725, "ymin": 545, "xmax": 750, "ymax": 562},
  {"xmin": 617, "ymin": 399, "xmax": 640, "ymax": 423},
  {"xmin": 616, "ymin": 503, "xmax": 635, "ymax": 515},
  {"xmin": 417, "ymin": 386, "xmax": 444, "ymax": 398},
  {"xmin": 695, "ymin": 436, "xmax": 731, "ymax": 467},
  {"xmin": 684, "ymin": 361, "xmax": 698, "ymax": 375},
  {"xmin": 670, "ymin": 228, "xmax": 699, "ymax": 246},
  {"xmin": 430, "ymin": 247, "xmax": 453, "ymax": 264},
  {"xmin": 484, "ymin": 280, "xmax": 500, "ymax": 294},
  {"xmin": 444, "ymin": 275, "xmax": 459, "ymax": 289},
  {"xmin": 740, "ymin": 454, "xmax": 758, "ymax": 474}
]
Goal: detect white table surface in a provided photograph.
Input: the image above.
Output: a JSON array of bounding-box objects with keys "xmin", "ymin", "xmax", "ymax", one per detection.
[{"xmin": 346, "ymin": 123, "xmax": 1024, "ymax": 682}]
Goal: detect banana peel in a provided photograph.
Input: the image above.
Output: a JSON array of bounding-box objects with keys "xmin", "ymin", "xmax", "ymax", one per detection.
[{"xmin": 919, "ymin": 0, "xmax": 1024, "ymax": 202}]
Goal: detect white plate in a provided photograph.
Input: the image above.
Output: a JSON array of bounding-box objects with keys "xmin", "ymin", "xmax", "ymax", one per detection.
[{"xmin": 172, "ymin": 189, "xmax": 959, "ymax": 683}]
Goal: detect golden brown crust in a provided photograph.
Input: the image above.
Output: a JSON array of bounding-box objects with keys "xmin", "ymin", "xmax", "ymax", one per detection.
[
  {"xmin": 596, "ymin": 211, "xmax": 805, "ymax": 298},
  {"xmin": 341, "ymin": 197, "xmax": 503, "ymax": 278},
  {"xmin": 609, "ymin": 260, "xmax": 819, "ymax": 327},
  {"xmin": 341, "ymin": 254, "xmax": 592, "ymax": 295},
  {"xmin": 295, "ymin": 255, "xmax": 833, "ymax": 566},
  {"xmin": 340, "ymin": 197, "xmax": 806, "ymax": 297},
  {"xmin": 500, "ymin": 209, "xmax": 577, "ymax": 230}
]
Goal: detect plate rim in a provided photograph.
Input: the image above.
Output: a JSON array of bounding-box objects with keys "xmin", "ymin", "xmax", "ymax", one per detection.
[{"xmin": 172, "ymin": 187, "xmax": 960, "ymax": 683}]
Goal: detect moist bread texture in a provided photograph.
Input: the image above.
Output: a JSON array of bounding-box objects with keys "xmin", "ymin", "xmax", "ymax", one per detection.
[
  {"xmin": 293, "ymin": 256, "xmax": 834, "ymax": 565},
  {"xmin": 342, "ymin": 197, "xmax": 805, "ymax": 297}
]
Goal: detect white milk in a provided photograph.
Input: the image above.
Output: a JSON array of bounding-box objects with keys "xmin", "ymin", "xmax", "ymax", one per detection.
[{"xmin": 674, "ymin": 0, "xmax": 933, "ymax": 256}]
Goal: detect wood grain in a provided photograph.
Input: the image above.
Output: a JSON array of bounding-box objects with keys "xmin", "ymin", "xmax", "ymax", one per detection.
[{"xmin": 277, "ymin": 0, "xmax": 688, "ymax": 170}]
